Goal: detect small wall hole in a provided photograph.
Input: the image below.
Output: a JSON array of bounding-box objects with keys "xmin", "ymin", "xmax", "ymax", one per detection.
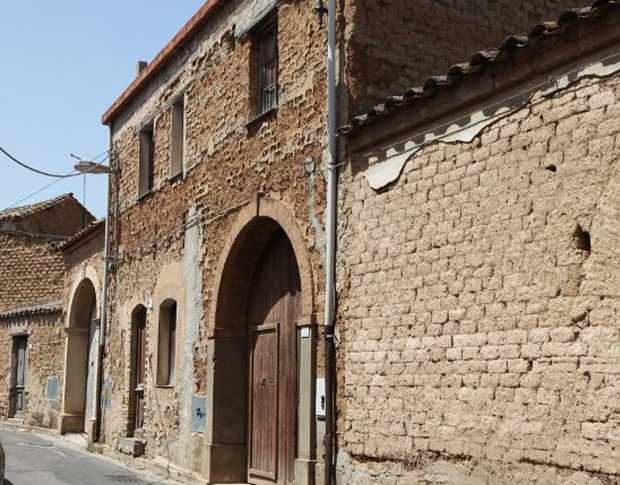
[
  {"xmin": 545, "ymin": 164, "xmax": 557, "ymax": 173},
  {"xmin": 573, "ymin": 224, "xmax": 591, "ymax": 253}
]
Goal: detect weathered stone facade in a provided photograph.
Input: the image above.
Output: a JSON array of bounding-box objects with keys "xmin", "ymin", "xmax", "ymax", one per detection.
[
  {"xmin": 340, "ymin": 6, "xmax": 620, "ymax": 484},
  {"xmin": 97, "ymin": 0, "xmax": 602, "ymax": 483},
  {"xmin": 0, "ymin": 194, "xmax": 94, "ymax": 429}
]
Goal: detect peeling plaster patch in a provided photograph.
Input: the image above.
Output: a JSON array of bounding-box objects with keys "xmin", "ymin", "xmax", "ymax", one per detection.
[
  {"xmin": 362, "ymin": 51, "xmax": 620, "ymax": 192},
  {"xmin": 365, "ymin": 147, "xmax": 421, "ymax": 191},
  {"xmin": 363, "ymin": 98, "xmax": 529, "ymax": 190},
  {"xmin": 542, "ymin": 54, "xmax": 620, "ymax": 97},
  {"xmin": 179, "ymin": 205, "xmax": 204, "ymax": 469}
]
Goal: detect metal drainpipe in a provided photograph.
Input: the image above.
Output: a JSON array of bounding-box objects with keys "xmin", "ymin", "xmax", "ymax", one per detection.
[
  {"xmin": 324, "ymin": 0, "xmax": 337, "ymax": 482},
  {"xmin": 95, "ymin": 126, "xmax": 113, "ymax": 442}
]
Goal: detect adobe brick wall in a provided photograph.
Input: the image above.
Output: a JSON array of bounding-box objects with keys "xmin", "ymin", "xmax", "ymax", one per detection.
[
  {"xmin": 345, "ymin": 0, "xmax": 585, "ymax": 112},
  {"xmin": 338, "ymin": 61, "xmax": 620, "ymax": 483},
  {"xmin": 0, "ymin": 234, "xmax": 66, "ymax": 313},
  {"xmin": 0, "ymin": 311, "xmax": 64, "ymax": 428}
]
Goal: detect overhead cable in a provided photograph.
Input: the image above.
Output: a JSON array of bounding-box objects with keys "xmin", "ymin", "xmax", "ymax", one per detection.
[{"xmin": 0, "ymin": 144, "xmax": 109, "ymax": 179}]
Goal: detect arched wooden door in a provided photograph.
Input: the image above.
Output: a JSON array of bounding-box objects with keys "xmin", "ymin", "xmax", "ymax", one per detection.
[{"xmin": 247, "ymin": 229, "xmax": 301, "ymax": 485}]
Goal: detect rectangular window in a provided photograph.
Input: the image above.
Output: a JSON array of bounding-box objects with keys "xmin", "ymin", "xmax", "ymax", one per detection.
[
  {"xmin": 138, "ymin": 124, "xmax": 154, "ymax": 197},
  {"xmin": 157, "ymin": 301, "xmax": 177, "ymax": 386},
  {"xmin": 258, "ymin": 21, "xmax": 278, "ymax": 114},
  {"xmin": 170, "ymin": 98, "xmax": 184, "ymax": 179}
]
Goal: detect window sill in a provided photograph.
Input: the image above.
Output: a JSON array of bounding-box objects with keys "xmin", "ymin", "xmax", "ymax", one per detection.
[
  {"xmin": 137, "ymin": 189, "xmax": 154, "ymax": 203},
  {"xmin": 169, "ymin": 171, "xmax": 184, "ymax": 185},
  {"xmin": 155, "ymin": 384, "xmax": 175, "ymax": 389},
  {"xmin": 246, "ymin": 106, "xmax": 278, "ymax": 129}
]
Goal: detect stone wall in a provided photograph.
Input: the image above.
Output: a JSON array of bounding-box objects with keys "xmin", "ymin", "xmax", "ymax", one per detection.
[
  {"xmin": 0, "ymin": 311, "xmax": 64, "ymax": 429},
  {"xmin": 0, "ymin": 234, "xmax": 65, "ymax": 313},
  {"xmin": 339, "ymin": 54, "xmax": 620, "ymax": 483},
  {"xmin": 104, "ymin": 0, "xmax": 326, "ymax": 475},
  {"xmin": 345, "ymin": 0, "xmax": 585, "ymax": 112}
]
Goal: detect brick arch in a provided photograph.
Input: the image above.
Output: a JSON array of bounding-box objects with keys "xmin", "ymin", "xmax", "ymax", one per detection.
[{"xmin": 207, "ymin": 196, "xmax": 314, "ymax": 335}]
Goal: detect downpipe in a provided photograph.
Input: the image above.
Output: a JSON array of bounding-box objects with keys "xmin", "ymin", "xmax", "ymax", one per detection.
[
  {"xmin": 94, "ymin": 126, "xmax": 114, "ymax": 442},
  {"xmin": 323, "ymin": 0, "xmax": 338, "ymax": 482}
]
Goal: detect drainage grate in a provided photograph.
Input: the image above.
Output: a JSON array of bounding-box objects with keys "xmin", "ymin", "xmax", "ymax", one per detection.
[{"xmin": 105, "ymin": 476, "xmax": 144, "ymax": 483}]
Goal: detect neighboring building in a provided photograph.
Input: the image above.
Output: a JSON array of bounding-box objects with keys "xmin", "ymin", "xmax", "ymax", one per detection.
[
  {"xmin": 0, "ymin": 194, "xmax": 93, "ymax": 429},
  {"xmin": 56, "ymin": 219, "xmax": 105, "ymax": 441},
  {"xmin": 340, "ymin": 2, "xmax": 619, "ymax": 483},
  {"xmin": 96, "ymin": 0, "xmax": 590, "ymax": 484}
]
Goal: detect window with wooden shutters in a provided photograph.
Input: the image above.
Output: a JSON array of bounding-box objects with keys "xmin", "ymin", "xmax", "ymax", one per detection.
[
  {"xmin": 170, "ymin": 99, "xmax": 184, "ymax": 179},
  {"xmin": 157, "ymin": 300, "xmax": 177, "ymax": 386},
  {"xmin": 258, "ymin": 21, "xmax": 278, "ymax": 114},
  {"xmin": 138, "ymin": 123, "xmax": 154, "ymax": 197}
]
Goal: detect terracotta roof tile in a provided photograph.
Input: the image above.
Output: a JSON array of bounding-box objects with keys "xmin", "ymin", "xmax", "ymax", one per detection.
[
  {"xmin": 0, "ymin": 193, "xmax": 74, "ymax": 222},
  {"xmin": 340, "ymin": 0, "xmax": 619, "ymax": 135},
  {"xmin": 54, "ymin": 218, "xmax": 105, "ymax": 251}
]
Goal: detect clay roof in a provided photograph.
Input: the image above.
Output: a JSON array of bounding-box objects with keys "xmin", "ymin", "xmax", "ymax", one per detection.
[
  {"xmin": 0, "ymin": 193, "xmax": 75, "ymax": 222},
  {"xmin": 54, "ymin": 218, "xmax": 105, "ymax": 252},
  {"xmin": 102, "ymin": 0, "xmax": 227, "ymax": 126},
  {"xmin": 340, "ymin": 0, "xmax": 620, "ymax": 135}
]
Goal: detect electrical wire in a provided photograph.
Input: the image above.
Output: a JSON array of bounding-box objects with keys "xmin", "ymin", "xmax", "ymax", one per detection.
[
  {"xmin": 5, "ymin": 153, "xmax": 110, "ymax": 209},
  {"xmin": 7, "ymin": 176, "xmax": 74, "ymax": 209},
  {"xmin": 0, "ymin": 144, "xmax": 109, "ymax": 179}
]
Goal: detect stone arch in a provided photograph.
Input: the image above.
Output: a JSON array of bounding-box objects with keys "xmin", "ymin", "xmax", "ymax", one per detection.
[
  {"xmin": 207, "ymin": 196, "xmax": 315, "ymax": 334},
  {"xmin": 204, "ymin": 196, "xmax": 316, "ymax": 484},
  {"xmin": 59, "ymin": 273, "xmax": 100, "ymax": 435}
]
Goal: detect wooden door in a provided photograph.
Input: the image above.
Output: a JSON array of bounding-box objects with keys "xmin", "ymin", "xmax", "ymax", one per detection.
[
  {"xmin": 133, "ymin": 308, "xmax": 147, "ymax": 433},
  {"xmin": 247, "ymin": 229, "xmax": 301, "ymax": 485},
  {"xmin": 84, "ymin": 298, "xmax": 98, "ymax": 428},
  {"xmin": 12, "ymin": 336, "xmax": 28, "ymax": 415}
]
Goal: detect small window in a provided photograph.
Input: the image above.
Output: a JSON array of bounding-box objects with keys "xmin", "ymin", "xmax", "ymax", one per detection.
[
  {"xmin": 258, "ymin": 20, "xmax": 278, "ymax": 114},
  {"xmin": 157, "ymin": 300, "xmax": 177, "ymax": 386},
  {"xmin": 170, "ymin": 98, "xmax": 185, "ymax": 179},
  {"xmin": 138, "ymin": 123, "xmax": 154, "ymax": 197}
]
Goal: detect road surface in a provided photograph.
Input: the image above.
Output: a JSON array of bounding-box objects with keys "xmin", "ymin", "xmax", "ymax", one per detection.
[{"xmin": 0, "ymin": 428, "xmax": 181, "ymax": 485}]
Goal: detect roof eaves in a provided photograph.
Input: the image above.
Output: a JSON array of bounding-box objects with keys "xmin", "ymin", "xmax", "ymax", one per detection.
[
  {"xmin": 0, "ymin": 193, "xmax": 74, "ymax": 222},
  {"xmin": 102, "ymin": 0, "xmax": 228, "ymax": 126},
  {"xmin": 340, "ymin": 0, "xmax": 620, "ymax": 136}
]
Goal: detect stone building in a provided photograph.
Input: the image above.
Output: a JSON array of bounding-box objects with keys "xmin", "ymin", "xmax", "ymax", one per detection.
[
  {"xmin": 339, "ymin": 2, "xmax": 620, "ymax": 483},
  {"xmin": 0, "ymin": 193, "xmax": 93, "ymax": 429},
  {"xmin": 96, "ymin": 0, "xmax": 590, "ymax": 484}
]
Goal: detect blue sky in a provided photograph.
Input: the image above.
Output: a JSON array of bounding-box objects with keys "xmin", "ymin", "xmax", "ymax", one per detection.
[{"xmin": 0, "ymin": 1, "xmax": 205, "ymax": 217}]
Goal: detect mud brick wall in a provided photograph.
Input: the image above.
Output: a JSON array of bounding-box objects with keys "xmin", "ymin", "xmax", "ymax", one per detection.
[
  {"xmin": 0, "ymin": 311, "xmax": 64, "ymax": 428},
  {"xmin": 339, "ymin": 72, "xmax": 620, "ymax": 482},
  {"xmin": 0, "ymin": 234, "xmax": 66, "ymax": 313},
  {"xmin": 345, "ymin": 0, "xmax": 585, "ymax": 112}
]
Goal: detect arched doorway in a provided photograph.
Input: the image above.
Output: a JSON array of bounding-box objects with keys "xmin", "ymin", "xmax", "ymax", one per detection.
[
  {"xmin": 206, "ymin": 201, "xmax": 317, "ymax": 484},
  {"xmin": 60, "ymin": 278, "xmax": 99, "ymax": 435},
  {"xmin": 247, "ymin": 228, "xmax": 301, "ymax": 483}
]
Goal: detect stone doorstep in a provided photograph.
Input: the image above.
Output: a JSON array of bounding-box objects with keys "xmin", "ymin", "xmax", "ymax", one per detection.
[{"xmin": 118, "ymin": 437, "xmax": 146, "ymax": 457}]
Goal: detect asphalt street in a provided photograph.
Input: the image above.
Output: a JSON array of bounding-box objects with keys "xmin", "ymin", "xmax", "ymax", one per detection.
[{"xmin": 0, "ymin": 428, "xmax": 181, "ymax": 485}]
